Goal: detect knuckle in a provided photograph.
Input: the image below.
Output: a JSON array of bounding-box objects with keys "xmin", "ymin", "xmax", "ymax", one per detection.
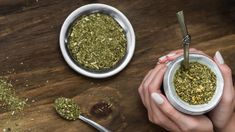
[
  {"xmin": 190, "ymin": 121, "xmax": 199, "ymax": 130},
  {"xmin": 223, "ymin": 65, "xmax": 232, "ymax": 75},
  {"xmin": 181, "ymin": 127, "xmax": 189, "ymax": 132},
  {"xmin": 207, "ymin": 121, "xmax": 214, "ymax": 131},
  {"xmin": 152, "ymin": 116, "xmax": 161, "ymax": 125},
  {"xmin": 164, "ymin": 106, "xmax": 175, "ymax": 117},
  {"xmin": 222, "ymin": 95, "xmax": 234, "ymax": 105},
  {"xmin": 182, "ymin": 127, "xmax": 192, "ymax": 132},
  {"xmin": 148, "ymin": 83, "xmax": 155, "ymax": 93},
  {"xmin": 182, "ymin": 122, "xmax": 198, "ymax": 132},
  {"xmin": 143, "ymin": 82, "xmax": 149, "ymax": 91},
  {"xmin": 158, "ymin": 117, "xmax": 167, "ymax": 126},
  {"xmin": 214, "ymin": 121, "xmax": 226, "ymax": 129}
]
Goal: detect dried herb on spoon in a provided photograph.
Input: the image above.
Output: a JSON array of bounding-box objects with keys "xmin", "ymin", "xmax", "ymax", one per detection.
[{"xmin": 54, "ymin": 97, "xmax": 80, "ymax": 120}]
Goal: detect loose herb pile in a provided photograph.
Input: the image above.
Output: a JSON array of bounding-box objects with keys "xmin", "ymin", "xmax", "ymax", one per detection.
[
  {"xmin": 0, "ymin": 79, "xmax": 26, "ymax": 111},
  {"xmin": 54, "ymin": 97, "xmax": 80, "ymax": 121},
  {"xmin": 68, "ymin": 13, "xmax": 127, "ymax": 71},
  {"xmin": 174, "ymin": 62, "xmax": 216, "ymax": 105}
]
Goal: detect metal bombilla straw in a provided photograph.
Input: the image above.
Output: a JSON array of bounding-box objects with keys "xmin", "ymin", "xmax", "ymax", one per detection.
[{"xmin": 176, "ymin": 10, "xmax": 191, "ymax": 70}]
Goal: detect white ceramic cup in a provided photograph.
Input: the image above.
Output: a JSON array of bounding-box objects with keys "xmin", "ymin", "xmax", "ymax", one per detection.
[{"xmin": 164, "ymin": 53, "xmax": 224, "ymax": 115}]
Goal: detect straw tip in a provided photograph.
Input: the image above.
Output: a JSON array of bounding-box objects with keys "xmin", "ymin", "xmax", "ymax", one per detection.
[{"xmin": 176, "ymin": 10, "xmax": 184, "ymax": 15}]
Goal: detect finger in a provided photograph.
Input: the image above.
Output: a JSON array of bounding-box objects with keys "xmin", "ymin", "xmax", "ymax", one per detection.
[
  {"xmin": 143, "ymin": 64, "xmax": 165, "ymax": 111},
  {"xmin": 150, "ymin": 97, "xmax": 181, "ymax": 131},
  {"xmin": 141, "ymin": 64, "xmax": 166, "ymax": 124},
  {"xmin": 142, "ymin": 70, "xmax": 153, "ymax": 85},
  {"xmin": 158, "ymin": 53, "xmax": 179, "ymax": 64},
  {"xmin": 142, "ymin": 65, "xmax": 162, "ymax": 119},
  {"xmin": 167, "ymin": 50, "xmax": 207, "ymax": 60},
  {"xmin": 170, "ymin": 48, "xmax": 206, "ymax": 56},
  {"xmin": 148, "ymin": 65, "xmax": 167, "ymax": 93},
  {"xmin": 158, "ymin": 52, "xmax": 177, "ymax": 64},
  {"xmin": 151, "ymin": 92, "xmax": 193, "ymax": 129},
  {"xmin": 158, "ymin": 55, "xmax": 168, "ymax": 64},
  {"xmin": 159, "ymin": 49, "xmax": 208, "ymax": 64},
  {"xmin": 169, "ymin": 48, "xmax": 198, "ymax": 54},
  {"xmin": 214, "ymin": 51, "xmax": 234, "ymax": 104},
  {"xmin": 139, "ymin": 70, "xmax": 155, "ymax": 122},
  {"xmin": 143, "ymin": 64, "xmax": 165, "ymax": 90},
  {"xmin": 165, "ymin": 53, "xmax": 182, "ymax": 62},
  {"xmin": 147, "ymin": 65, "xmax": 181, "ymax": 131},
  {"xmin": 153, "ymin": 93, "xmax": 213, "ymax": 132},
  {"xmin": 139, "ymin": 70, "xmax": 152, "ymax": 107},
  {"xmin": 173, "ymin": 48, "xmax": 208, "ymax": 55}
]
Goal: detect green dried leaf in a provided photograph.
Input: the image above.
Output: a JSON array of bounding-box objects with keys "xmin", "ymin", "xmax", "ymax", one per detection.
[
  {"xmin": 0, "ymin": 79, "xmax": 26, "ymax": 111},
  {"xmin": 54, "ymin": 97, "xmax": 80, "ymax": 121},
  {"xmin": 68, "ymin": 13, "xmax": 127, "ymax": 71},
  {"xmin": 174, "ymin": 62, "xmax": 216, "ymax": 105}
]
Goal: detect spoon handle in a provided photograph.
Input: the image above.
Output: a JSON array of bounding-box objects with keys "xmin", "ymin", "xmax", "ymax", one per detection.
[
  {"xmin": 79, "ymin": 115, "xmax": 110, "ymax": 132},
  {"xmin": 176, "ymin": 10, "xmax": 190, "ymax": 70}
]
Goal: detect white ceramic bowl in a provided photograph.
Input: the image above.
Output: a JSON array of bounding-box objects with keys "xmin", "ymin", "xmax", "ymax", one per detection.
[
  {"xmin": 59, "ymin": 3, "xmax": 135, "ymax": 78},
  {"xmin": 164, "ymin": 54, "xmax": 224, "ymax": 115}
]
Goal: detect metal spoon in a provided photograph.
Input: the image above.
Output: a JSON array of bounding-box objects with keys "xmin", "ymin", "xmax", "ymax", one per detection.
[
  {"xmin": 54, "ymin": 97, "xmax": 110, "ymax": 132},
  {"xmin": 79, "ymin": 115, "xmax": 110, "ymax": 132},
  {"xmin": 176, "ymin": 10, "xmax": 191, "ymax": 70}
]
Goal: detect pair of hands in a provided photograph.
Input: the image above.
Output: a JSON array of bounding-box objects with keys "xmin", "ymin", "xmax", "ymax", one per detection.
[{"xmin": 138, "ymin": 48, "xmax": 234, "ymax": 132}]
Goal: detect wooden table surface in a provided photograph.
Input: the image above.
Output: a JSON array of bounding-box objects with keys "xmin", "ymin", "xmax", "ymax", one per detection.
[{"xmin": 0, "ymin": 0, "xmax": 235, "ymax": 131}]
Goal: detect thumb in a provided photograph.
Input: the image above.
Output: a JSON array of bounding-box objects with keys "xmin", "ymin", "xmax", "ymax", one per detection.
[
  {"xmin": 214, "ymin": 51, "xmax": 234, "ymax": 101},
  {"xmin": 151, "ymin": 92, "xmax": 193, "ymax": 129}
]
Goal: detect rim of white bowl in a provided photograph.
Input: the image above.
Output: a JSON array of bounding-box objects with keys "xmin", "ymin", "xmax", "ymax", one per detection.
[{"xmin": 59, "ymin": 3, "xmax": 135, "ymax": 78}]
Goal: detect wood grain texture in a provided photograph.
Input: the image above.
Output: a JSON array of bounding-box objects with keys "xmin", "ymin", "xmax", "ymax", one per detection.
[{"xmin": 0, "ymin": 0, "xmax": 235, "ymax": 131}]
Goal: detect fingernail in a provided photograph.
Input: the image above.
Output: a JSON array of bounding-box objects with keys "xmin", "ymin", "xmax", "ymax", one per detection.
[
  {"xmin": 151, "ymin": 93, "xmax": 164, "ymax": 105},
  {"xmin": 158, "ymin": 56, "xmax": 167, "ymax": 61},
  {"xmin": 215, "ymin": 51, "xmax": 224, "ymax": 64},
  {"xmin": 166, "ymin": 53, "xmax": 176, "ymax": 57}
]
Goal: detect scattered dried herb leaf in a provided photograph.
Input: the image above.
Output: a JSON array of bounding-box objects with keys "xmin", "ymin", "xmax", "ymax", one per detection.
[
  {"xmin": 174, "ymin": 62, "xmax": 216, "ymax": 105},
  {"xmin": 0, "ymin": 79, "xmax": 26, "ymax": 111},
  {"xmin": 3, "ymin": 128, "xmax": 11, "ymax": 132},
  {"xmin": 54, "ymin": 97, "xmax": 80, "ymax": 121},
  {"xmin": 68, "ymin": 13, "xmax": 127, "ymax": 71}
]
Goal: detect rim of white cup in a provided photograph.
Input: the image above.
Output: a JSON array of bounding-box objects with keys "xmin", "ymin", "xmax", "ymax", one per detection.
[{"xmin": 164, "ymin": 54, "xmax": 224, "ymax": 115}]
